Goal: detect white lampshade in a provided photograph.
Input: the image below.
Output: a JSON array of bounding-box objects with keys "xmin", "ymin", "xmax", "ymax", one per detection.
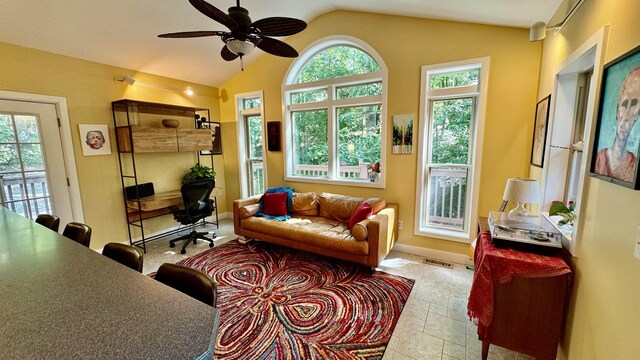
[
  {"xmin": 226, "ymin": 39, "xmax": 255, "ymax": 56},
  {"xmin": 503, "ymin": 178, "xmax": 541, "ymax": 217}
]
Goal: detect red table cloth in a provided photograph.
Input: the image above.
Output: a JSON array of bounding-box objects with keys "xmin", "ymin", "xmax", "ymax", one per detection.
[{"xmin": 467, "ymin": 231, "xmax": 571, "ymax": 337}]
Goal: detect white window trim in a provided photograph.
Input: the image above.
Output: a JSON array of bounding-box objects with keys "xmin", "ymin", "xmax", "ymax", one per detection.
[
  {"xmin": 414, "ymin": 57, "xmax": 490, "ymax": 243},
  {"xmin": 282, "ymin": 35, "xmax": 387, "ymax": 189},
  {"xmin": 235, "ymin": 91, "xmax": 266, "ymax": 198},
  {"xmin": 540, "ymin": 25, "xmax": 608, "ymax": 256}
]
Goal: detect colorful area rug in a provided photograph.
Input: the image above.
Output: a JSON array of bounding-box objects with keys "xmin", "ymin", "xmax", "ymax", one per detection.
[{"xmin": 177, "ymin": 240, "xmax": 414, "ymax": 360}]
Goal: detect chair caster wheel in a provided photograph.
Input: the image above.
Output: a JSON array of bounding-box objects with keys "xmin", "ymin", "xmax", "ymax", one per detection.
[
  {"xmin": 209, "ymin": 243, "xmax": 214, "ymax": 248},
  {"xmin": 170, "ymin": 243, "xmax": 175, "ymax": 248},
  {"xmin": 193, "ymin": 239, "xmax": 197, "ymax": 244},
  {"xmin": 180, "ymin": 249, "xmax": 186, "ymax": 254}
]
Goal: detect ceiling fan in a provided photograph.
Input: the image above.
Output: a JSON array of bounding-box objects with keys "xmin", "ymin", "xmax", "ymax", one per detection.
[{"xmin": 158, "ymin": 0, "xmax": 307, "ymax": 69}]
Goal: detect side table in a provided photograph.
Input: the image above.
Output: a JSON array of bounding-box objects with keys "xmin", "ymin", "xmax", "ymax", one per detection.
[{"xmin": 468, "ymin": 217, "xmax": 572, "ymax": 360}]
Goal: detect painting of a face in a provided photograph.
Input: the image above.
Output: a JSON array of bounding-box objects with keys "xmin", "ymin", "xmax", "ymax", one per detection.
[
  {"xmin": 616, "ymin": 67, "xmax": 640, "ymax": 141},
  {"xmin": 86, "ymin": 131, "xmax": 105, "ymax": 149}
]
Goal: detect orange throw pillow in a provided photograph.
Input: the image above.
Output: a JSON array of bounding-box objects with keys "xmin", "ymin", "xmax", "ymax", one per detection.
[
  {"xmin": 349, "ymin": 202, "xmax": 372, "ymax": 230},
  {"xmin": 262, "ymin": 192, "xmax": 288, "ymax": 216}
]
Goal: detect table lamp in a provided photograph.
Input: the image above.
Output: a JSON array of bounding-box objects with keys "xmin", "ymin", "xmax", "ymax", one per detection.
[{"xmin": 502, "ymin": 178, "xmax": 541, "ymax": 218}]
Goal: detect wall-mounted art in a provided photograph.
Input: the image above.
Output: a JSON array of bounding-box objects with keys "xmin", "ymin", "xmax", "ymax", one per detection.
[
  {"xmin": 79, "ymin": 124, "xmax": 111, "ymax": 156},
  {"xmin": 267, "ymin": 121, "xmax": 281, "ymax": 152},
  {"xmin": 200, "ymin": 121, "xmax": 222, "ymax": 155},
  {"xmin": 590, "ymin": 44, "xmax": 640, "ymax": 190},
  {"xmin": 530, "ymin": 95, "xmax": 551, "ymax": 168},
  {"xmin": 392, "ymin": 114, "xmax": 413, "ymax": 154}
]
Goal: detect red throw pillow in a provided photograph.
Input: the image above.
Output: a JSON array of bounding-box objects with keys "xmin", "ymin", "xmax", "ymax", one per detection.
[
  {"xmin": 262, "ymin": 192, "xmax": 288, "ymax": 216},
  {"xmin": 349, "ymin": 202, "xmax": 372, "ymax": 230}
]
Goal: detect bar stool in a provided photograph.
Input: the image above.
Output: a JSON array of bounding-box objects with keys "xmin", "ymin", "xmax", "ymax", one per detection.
[
  {"xmin": 35, "ymin": 214, "xmax": 60, "ymax": 232},
  {"xmin": 62, "ymin": 222, "xmax": 92, "ymax": 247},
  {"xmin": 155, "ymin": 263, "xmax": 217, "ymax": 307},
  {"xmin": 102, "ymin": 243, "xmax": 144, "ymax": 272}
]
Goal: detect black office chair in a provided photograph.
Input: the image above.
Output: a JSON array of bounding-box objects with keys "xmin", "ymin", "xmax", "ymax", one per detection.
[
  {"xmin": 155, "ymin": 263, "xmax": 217, "ymax": 307},
  {"xmin": 35, "ymin": 214, "xmax": 60, "ymax": 232},
  {"xmin": 102, "ymin": 242, "xmax": 144, "ymax": 272},
  {"xmin": 169, "ymin": 179, "xmax": 216, "ymax": 254},
  {"xmin": 62, "ymin": 222, "xmax": 92, "ymax": 247}
]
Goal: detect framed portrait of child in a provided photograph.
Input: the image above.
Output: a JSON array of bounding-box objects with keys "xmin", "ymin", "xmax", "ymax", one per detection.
[{"xmin": 79, "ymin": 124, "xmax": 111, "ymax": 156}]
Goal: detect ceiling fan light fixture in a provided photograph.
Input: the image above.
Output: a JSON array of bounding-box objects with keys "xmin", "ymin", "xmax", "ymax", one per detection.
[{"xmin": 226, "ymin": 38, "xmax": 255, "ymax": 56}]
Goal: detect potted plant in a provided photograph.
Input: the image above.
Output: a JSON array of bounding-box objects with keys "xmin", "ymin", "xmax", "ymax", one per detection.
[{"xmin": 183, "ymin": 163, "xmax": 215, "ymax": 184}]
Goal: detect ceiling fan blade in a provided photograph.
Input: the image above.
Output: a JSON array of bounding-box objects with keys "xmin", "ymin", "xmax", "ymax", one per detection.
[
  {"xmin": 252, "ymin": 17, "xmax": 307, "ymax": 37},
  {"xmin": 188, "ymin": 0, "xmax": 237, "ymax": 30},
  {"xmin": 221, "ymin": 46, "xmax": 239, "ymax": 61},
  {"xmin": 158, "ymin": 31, "xmax": 227, "ymax": 38},
  {"xmin": 257, "ymin": 37, "xmax": 299, "ymax": 58}
]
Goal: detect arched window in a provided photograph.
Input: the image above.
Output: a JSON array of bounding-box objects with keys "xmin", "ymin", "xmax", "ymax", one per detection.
[{"xmin": 283, "ymin": 36, "xmax": 387, "ymax": 187}]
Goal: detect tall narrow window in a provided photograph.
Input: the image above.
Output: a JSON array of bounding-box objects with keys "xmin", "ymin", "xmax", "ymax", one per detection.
[
  {"xmin": 283, "ymin": 37, "xmax": 387, "ymax": 187},
  {"xmin": 415, "ymin": 58, "xmax": 489, "ymax": 242},
  {"xmin": 0, "ymin": 113, "xmax": 52, "ymax": 219},
  {"xmin": 236, "ymin": 92, "xmax": 266, "ymax": 197}
]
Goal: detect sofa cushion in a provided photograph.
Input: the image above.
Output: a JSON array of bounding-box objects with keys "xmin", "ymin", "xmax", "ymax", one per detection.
[
  {"xmin": 365, "ymin": 198, "xmax": 387, "ymax": 214},
  {"xmin": 318, "ymin": 193, "xmax": 365, "ymax": 223},
  {"xmin": 351, "ymin": 219, "xmax": 369, "ymax": 242},
  {"xmin": 291, "ymin": 192, "xmax": 319, "ymax": 216},
  {"xmin": 240, "ymin": 216, "xmax": 369, "ymax": 255},
  {"xmin": 349, "ymin": 202, "xmax": 372, "ymax": 230},
  {"xmin": 238, "ymin": 203, "xmax": 260, "ymax": 219},
  {"xmin": 263, "ymin": 192, "xmax": 288, "ymax": 216}
]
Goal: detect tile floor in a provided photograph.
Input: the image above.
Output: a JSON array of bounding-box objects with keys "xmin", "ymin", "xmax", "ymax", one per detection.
[{"xmin": 142, "ymin": 218, "xmax": 533, "ymax": 360}]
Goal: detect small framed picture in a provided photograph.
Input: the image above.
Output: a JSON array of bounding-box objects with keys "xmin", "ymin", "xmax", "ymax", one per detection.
[
  {"xmin": 267, "ymin": 121, "xmax": 281, "ymax": 152},
  {"xmin": 200, "ymin": 121, "xmax": 222, "ymax": 155},
  {"xmin": 79, "ymin": 124, "xmax": 111, "ymax": 156},
  {"xmin": 530, "ymin": 95, "xmax": 551, "ymax": 168},
  {"xmin": 392, "ymin": 114, "xmax": 413, "ymax": 154},
  {"xmin": 590, "ymin": 44, "xmax": 640, "ymax": 190}
]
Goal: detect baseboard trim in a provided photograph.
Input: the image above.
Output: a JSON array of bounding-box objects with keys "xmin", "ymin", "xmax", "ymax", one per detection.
[
  {"xmin": 217, "ymin": 212, "xmax": 231, "ymax": 220},
  {"xmin": 392, "ymin": 243, "xmax": 472, "ymax": 266}
]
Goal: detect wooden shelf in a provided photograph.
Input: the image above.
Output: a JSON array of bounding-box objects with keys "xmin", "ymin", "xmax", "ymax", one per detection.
[{"xmin": 116, "ymin": 126, "xmax": 212, "ymax": 153}]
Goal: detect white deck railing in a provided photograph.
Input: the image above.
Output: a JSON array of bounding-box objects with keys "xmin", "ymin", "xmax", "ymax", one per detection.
[
  {"xmin": 428, "ymin": 167, "xmax": 468, "ymax": 230},
  {"xmin": 294, "ymin": 163, "xmax": 369, "ymax": 179},
  {"xmin": 0, "ymin": 173, "xmax": 51, "ymax": 218}
]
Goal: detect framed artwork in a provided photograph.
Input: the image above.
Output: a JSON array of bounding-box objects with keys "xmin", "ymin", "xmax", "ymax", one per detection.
[
  {"xmin": 267, "ymin": 121, "xmax": 281, "ymax": 151},
  {"xmin": 200, "ymin": 121, "xmax": 222, "ymax": 155},
  {"xmin": 530, "ymin": 95, "xmax": 550, "ymax": 168},
  {"xmin": 590, "ymin": 44, "xmax": 640, "ymax": 190},
  {"xmin": 79, "ymin": 124, "xmax": 111, "ymax": 156},
  {"xmin": 392, "ymin": 114, "xmax": 413, "ymax": 154}
]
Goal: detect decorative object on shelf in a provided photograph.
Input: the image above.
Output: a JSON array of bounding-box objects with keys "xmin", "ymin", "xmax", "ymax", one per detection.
[
  {"xmin": 531, "ymin": 95, "xmax": 551, "ymax": 168},
  {"xmin": 549, "ymin": 200, "xmax": 576, "ymax": 226},
  {"xmin": 367, "ymin": 161, "xmax": 381, "ymax": 182},
  {"xmin": 161, "ymin": 119, "xmax": 180, "ymax": 128},
  {"xmin": 200, "ymin": 121, "xmax": 222, "ymax": 155},
  {"xmin": 183, "ymin": 163, "xmax": 215, "ymax": 184},
  {"xmin": 267, "ymin": 121, "xmax": 281, "ymax": 152},
  {"xmin": 392, "ymin": 114, "xmax": 413, "ymax": 154},
  {"xmin": 502, "ymin": 178, "xmax": 541, "ymax": 218},
  {"xmin": 590, "ymin": 44, "xmax": 640, "ymax": 190},
  {"xmin": 79, "ymin": 124, "xmax": 111, "ymax": 156}
]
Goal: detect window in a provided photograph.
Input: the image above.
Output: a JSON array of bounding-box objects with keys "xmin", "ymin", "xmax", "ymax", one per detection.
[
  {"xmin": 235, "ymin": 92, "xmax": 266, "ymax": 197},
  {"xmin": 415, "ymin": 58, "xmax": 489, "ymax": 242},
  {"xmin": 283, "ymin": 37, "xmax": 387, "ymax": 187}
]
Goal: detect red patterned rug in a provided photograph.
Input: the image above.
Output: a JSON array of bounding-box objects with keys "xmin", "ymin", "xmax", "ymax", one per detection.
[{"xmin": 176, "ymin": 240, "xmax": 414, "ymax": 360}]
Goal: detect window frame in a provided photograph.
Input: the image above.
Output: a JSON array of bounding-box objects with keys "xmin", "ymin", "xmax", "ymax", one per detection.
[
  {"xmin": 235, "ymin": 91, "xmax": 266, "ymax": 198},
  {"xmin": 282, "ymin": 36, "xmax": 388, "ymax": 188},
  {"xmin": 414, "ymin": 57, "xmax": 490, "ymax": 243}
]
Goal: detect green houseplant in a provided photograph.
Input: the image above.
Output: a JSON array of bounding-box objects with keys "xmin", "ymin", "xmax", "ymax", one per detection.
[{"xmin": 182, "ymin": 163, "xmax": 215, "ymax": 184}]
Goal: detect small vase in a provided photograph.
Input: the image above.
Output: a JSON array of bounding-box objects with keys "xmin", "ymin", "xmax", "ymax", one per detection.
[{"xmin": 369, "ymin": 172, "xmax": 379, "ymax": 182}]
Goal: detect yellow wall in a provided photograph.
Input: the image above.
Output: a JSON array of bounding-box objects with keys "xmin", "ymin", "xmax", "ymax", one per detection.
[
  {"xmin": 219, "ymin": 10, "xmax": 542, "ymax": 256},
  {"xmin": 534, "ymin": 0, "xmax": 640, "ymax": 359},
  {"xmin": 0, "ymin": 41, "xmax": 225, "ymax": 250}
]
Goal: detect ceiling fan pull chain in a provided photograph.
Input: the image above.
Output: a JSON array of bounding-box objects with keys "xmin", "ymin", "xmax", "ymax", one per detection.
[{"xmin": 240, "ymin": 55, "xmax": 244, "ymax": 71}]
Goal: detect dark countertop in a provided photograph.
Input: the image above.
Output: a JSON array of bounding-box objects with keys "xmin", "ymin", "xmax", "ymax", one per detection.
[{"xmin": 0, "ymin": 207, "xmax": 219, "ymax": 359}]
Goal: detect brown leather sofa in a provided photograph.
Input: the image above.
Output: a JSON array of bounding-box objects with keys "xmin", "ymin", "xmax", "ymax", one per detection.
[{"xmin": 233, "ymin": 192, "xmax": 398, "ymax": 267}]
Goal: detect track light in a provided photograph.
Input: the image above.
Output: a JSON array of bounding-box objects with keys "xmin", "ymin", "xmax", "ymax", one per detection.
[
  {"xmin": 114, "ymin": 76, "xmax": 194, "ymax": 96},
  {"xmin": 529, "ymin": 0, "xmax": 584, "ymax": 42}
]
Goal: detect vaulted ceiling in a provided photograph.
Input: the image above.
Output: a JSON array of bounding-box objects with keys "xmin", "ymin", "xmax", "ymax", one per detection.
[{"xmin": 0, "ymin": 0, "xmax": 562, "ymax": 86}]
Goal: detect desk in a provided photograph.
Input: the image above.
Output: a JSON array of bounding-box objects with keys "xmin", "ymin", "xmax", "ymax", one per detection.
[
  {"xmin": 0, "ymin": 206, "xmax": 219, "ymax": 359},
  {"xmin": 468, "ymin": 218, "xmax": 571, "ymax": 360}
]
